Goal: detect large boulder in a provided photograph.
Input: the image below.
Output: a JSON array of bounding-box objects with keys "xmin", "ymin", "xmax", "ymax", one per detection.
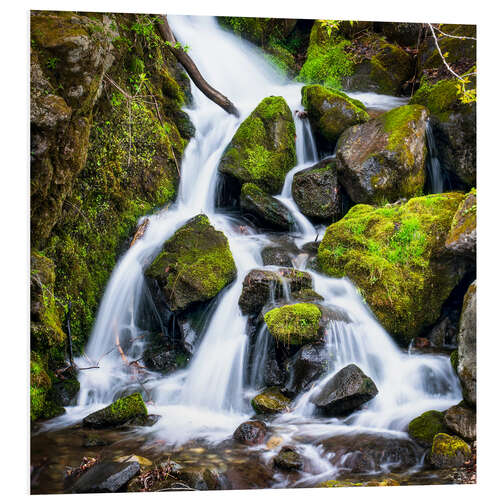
[
  {"xmin": 146, "ymin": 215, "xmax": 237, "ymax": 311},
  {"xmin": 457, "ymin": 281, "xmax": 476, "ymax": 405},
  {"xmin": 284, "ymin": 344, "xmax": 328, "ymax": 396},
  {"xmin": 261, "ymin": 245, "xmax": 293, "ymax": 267},
  {"xmin": 445, "ymin": 189, "xmax": 476, "ymax": 260},
  {"xmin": 378, "ymin": 22, "xmax": 422, "ymax": 47},
  {"xmin": 238, "ymin": 268, "xmax": 312, "ymax": 316},
  {"xmin": 408, "ymin": 410, "xmax": 447, "ymax": 447},
  {"xmin": 428, "ymin": 433, "xmax": 472, "ymax": 469},
  {"xmin": 240, "ymin": 183, "xmax": 294, "ymax": 230},
  {"xmin": 83, "ymin": 393, "xmax": 147, "ymax": 428},
  {"xmin": 410, "ymin": 78, "xmax": 476, "ymax": 187},
  {"xmin": 273, "ymin": 447, "xmax": 304, "ymax": 471},
  {"xmin": 336, "ymin": 105, "xmax": 429, "ymax": 204},
  {"xmin": 219, "ymin": 96, "xmax": 296, "ymax": 196},
  {"xmin": 251, "ymin": 387, "xmax": 291, "ymax": 414},
  {"xmin": 292, "ymin": 159, "xmax": 343, "ymax": 223},
  {"xmin": 233, "ymin": 420, "xmax": 268, "ymax": 445},
  {"xmin": 443, "ymin": 404, "xmax": 476, "ymax": 441},
  {"xmin": 311, "ymin": 364, "xmax": 378, "ymax": 416},
  {"xmin": 264, "ymin": 303, "xmax": 322, "ymax": 346},
  {"xmin": 317, "ymin": 193, "xmax": 467, "ymax": 345},
  {"xmin": 301, "ymin": 85, "xmax": 369, "ymax": 149}
]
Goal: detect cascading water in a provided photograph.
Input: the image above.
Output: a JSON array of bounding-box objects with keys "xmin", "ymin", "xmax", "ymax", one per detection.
[
  {"xmin": 42, "ymin": 15, "xmax": 462, "ymax": 486},
  {"xmin": 425, "ymin": 121, "xmax": 448, "ymax": 194}
]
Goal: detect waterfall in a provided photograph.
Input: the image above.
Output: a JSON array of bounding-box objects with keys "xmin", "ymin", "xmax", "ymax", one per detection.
[
  {"xmin": 426, "ymin": 121, "xmax": 448, "ymax": 194},
  {"xmin": 43, "ymin": 16, "xmax": 462, "ymax": 478}
]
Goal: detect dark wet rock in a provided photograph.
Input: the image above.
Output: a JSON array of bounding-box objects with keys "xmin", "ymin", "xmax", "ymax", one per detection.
[
  {"xmin": 51, "ymin": 376, "xmax": 80, "ymax": 407},
  {"xmin": 145, "ymin": 214, "xmax": 237, "ymax": 312},
  {"xmin": 203, "ymin": 468, "xmax": 230, "ymax": 490},
  {"xmin": 233, "ymin": 420, "xmax": 268, "ymax": 445},
  {"xmin": 238, "ymin": 268, "xmax": 312, "ymax": 316},
  {"xmin": 225, "ymin": 458, "xmax": 274, "ymax": 490},
  {"xmin": 273, "ymin": 446, "xmax": 304, "ymax": 471},
  {"xmin": 240, "ymin": 183, "xmax": 294, "ymax": 230},
  {"xmin": 429, "ymin": 433, "xmax": 472, "ymax": 469},
  {"xmin": 445, "ymin": 189, "xmax": 476, "ymax": 260},
  {"xmin": 177, "ymin": 470, "xmax": 208, "ymax": 490},
  {"xmin": 457, "ymin": 281, "xmax": 476, "ymax": 406},
  {"xmin": 292, "ymin": 159, "xmax": 342, "ymax": 223},
  {"xmin": 379, "ymin": 22, "xmax": 422, "ymax": 47},
  {"xmin": 263, "ymin": 357, "xmax": 286, "ymax": 387},
  {"xmin": 141, "ymin": 414, "xmax": 161, "ymax": 427},
  {"xmin": 291, "ymin": 288, "xmax": 324, "ymax": 303},
  {"xmin": 444, "ymin": 404, "xmax": 476, "ymax": 441},
  {"xmin": 408, "ymin": 410, "xmax": 447, "ymax": 447},
  {"xmin": 82, "ymin": 434, "xmax": 111, "ymax": 448},
  {"xmin": 336, "ymin": 105, "xmax": 428, "ymax": 204},
  {"xmin": 261, "ymin": 246, "xmax": 293, "ymax": 267},
  {"xmin": 312, "ymin": 364, "xmax": 378, "ymax": 416},
  {"xmin": 69, "ymin": 460, "xmax": 140, "ymax": 493},
  {"xmin": 82, "ymin": 393, "xmax": 147, "ymax": 428},
  {"xmin": 142, "ymin": 348, "xmax": 187, "ymax": 374},
  {"xmin": 301, "ymin": 241, "xmax": 321, "ymax": 255},
  {"xmin": 251, "ymin": 387, "xmax": 290, "ymax": 414},
  {"xmin": 284, "ymin": 344, "xmax": 328, "ymax": 396},
  {"xmin": 428, "ymin": 316, "xmax": 457, "ymax": 348}
]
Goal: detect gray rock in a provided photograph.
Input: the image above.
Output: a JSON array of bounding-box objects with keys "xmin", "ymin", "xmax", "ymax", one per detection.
[
  {"xmin": 284, "ymin": 344, "xmax": 328, "ymax": 396},
  {"xmin": 70, "ymin": 461, "xmax": 140, "ymax": 493},
  {"xmin": 444, "ymin": 404, "xmax": 476, "ymax": 441},
  {"xmin": 261, "ymin": 246, "xmax": 293, "ymax": 267},
  {"xmin": 233, "ymin": 420, "xmax": 268, "ymax": 445},
  {"xmin": 273, "ymin": 447, "xmax": 304, "ymax": 471}
]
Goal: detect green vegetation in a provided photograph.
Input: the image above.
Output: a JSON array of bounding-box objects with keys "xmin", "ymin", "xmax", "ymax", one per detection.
[
  {"xmin": 251, "ymin": 387, "xmax": 291, "ymax": 414},
  {"xmin": 83, "ymin": 392, "xmax": 148, "ymax": 427},
  {"xmin": 408, "ymin": 410, "xmax": 447, "ymax": 446}
]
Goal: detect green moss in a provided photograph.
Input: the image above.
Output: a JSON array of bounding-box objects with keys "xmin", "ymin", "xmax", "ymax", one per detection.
[
  {"xmin": 318, "ymin": 480, "xmax": 364, "ymax": 488},
  {"xmin": 450, "ymin": 349, "xmax": 459, "ymax": 374},
  {"xmin": 446, "ymin": 188, "xmax": 476, "ymax": 249},
  {"xmin": 431, "ymin": 432, "xmax": 471, "ymax": 457},
  {"xmin": 410, "ymin": 79, "xmax": 459, "ymax": 120},
  {"xmin": 83, "ymin": 392, "xmax": 147, "ymax": 427},
  {"xmin": 408, "ymin": 410, "xmax": 447, "ymax": 446},
  {"xmin": 369, "ymin": 43, "xmax": 412, "ymax": 95},
  {"xmin": 264, "ymin": 303, "xmax": 322, "ymax": 346},
  {"xmin": 382, "ymin": 104, "xmax": 428, "ymax": 154},
  {"xmin": 251, "ymin": 387, "xmax": 291, "ymax": 414},
  {"xmin": 317, "ymin": 193, "xmax": 465, "ymax": 344}
]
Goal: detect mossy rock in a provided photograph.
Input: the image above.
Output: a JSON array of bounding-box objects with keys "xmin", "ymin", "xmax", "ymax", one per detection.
[
  {"xmin": 251, "ymin": 387, "xmax": 290, "ymax": 414},
  {"xmin": 264, "ymin": 303, "xmax": 322, "ymax": 346},
  {"xmin": 450, "ymin": 349, "xmax": 459, "ymax": 374},
  {"xmin": 408, "ymin": 410, "xmax": 447, "ymax": 447},
  {"xmin": 146, "ymin": 215, "xmax": 237, "ymax": 311},
  {"xmin": 428, "ymin": 433, "xmax": 471, "ymax": 468},
  {"xmin": 445, "ymin": 188, "xmax": 476, "ymax": 259},
  {"xmin": 336, "ymin": 105, "xmax": 429, "ymax": 205},
  {"xmin": 317, "ymin": 193, "xmax": 467, "ymax": 345},
  {"xmin": 219, "ymin": 96, "xmax": 296, "ymax": 195},
  {"xmin": 83, "ymin": 392, "xmax": 147, "ymax": 428},
  {"xmin": 301, "ymin": 84, "xmax": 369, "ymax": 149},
  {"xmin": 318, "ymin": 479, "xmax": 364, "ymax": 488}
]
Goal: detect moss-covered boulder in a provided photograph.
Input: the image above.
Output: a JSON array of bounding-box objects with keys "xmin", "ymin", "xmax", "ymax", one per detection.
[
  {"xmin": 379, "ymin": 22, "xmax": 422, "ymax": 47},
  {"xmin": 336, "ymin": 105, "xmax": 428, "ymax": 205},
  {"xmin": 311, "ymin": 364, "xmax": 378, "ymax": 416},
  {"xmin": 146, "ymin": 215, "xmax": 237, "ymax": 311},
  {"xmin": 410, "ymin": 78, "xmax": 476, "ymax": 187},
  {"xmin": 264, "ymin": 303, "xmax": 322, "ymax": 346},
  {"xmin": 292, "ymin": 158, "xmax": 343, "ymax": 223},
  {"xmin": 219, "ymin": 96, "xmax": 296, "ymax": 196},
  {"xmin": 445, "ymin": 188, "xmax": 476, "ymax": 260},
  {"xmin": 317, "ymin": 193, "xmax": 467, "ymax": 344},
  {"xmin": 408, "ymin": 410, "xmax": 447, "ymax": 447},
  {"xmin": 251, "ymin": 387, "xmax": 291, "ymax": 414},
  {"xmin": 301, "ymin": 85, "xmax": 369, "ymax": 149},
  {"xmin": 240, "ymin": 183, "xmax": 294, "ymax": 230},
  {"xmin": 457, "ymin": 281, "xmax": 476, "ymax": 406},
  {"xmin": 83, "ymin": 392, "xmax": 147, "ymax": 428},
  {"xmin": 428, "ymin": 433, "xmax": 472, "ymax": 469},
  {"xmin": 239, "ymin": 268, "xmax": 313, "ymax": 316},
  {"xmin": 273, "ymin": 447, "xmax": 304, "ymax": 471}
]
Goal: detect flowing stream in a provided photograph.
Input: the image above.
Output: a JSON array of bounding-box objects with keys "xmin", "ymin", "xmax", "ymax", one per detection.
[{"xmin": 41, "ymin": 15, "xmax": 461, "ymax": 487}]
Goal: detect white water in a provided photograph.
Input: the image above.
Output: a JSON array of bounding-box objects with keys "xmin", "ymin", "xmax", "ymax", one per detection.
[
  {"xmin": 426, "ymin": 121, "xmax": 447, "ymax": 193},
  {"xmin": 42, "ymin": 15, "xmax": 462, "ymax": 484}
]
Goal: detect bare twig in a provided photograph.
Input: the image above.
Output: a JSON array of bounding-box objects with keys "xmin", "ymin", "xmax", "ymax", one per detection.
[{"xmin": 433, "ymin": 26, "xmax": 476, "ymax": 41}]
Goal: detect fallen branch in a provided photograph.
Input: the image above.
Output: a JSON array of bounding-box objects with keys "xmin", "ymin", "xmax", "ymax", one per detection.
[{"xmin": 157, "ymin": 15, "xmax": 240, "ymax": 117}]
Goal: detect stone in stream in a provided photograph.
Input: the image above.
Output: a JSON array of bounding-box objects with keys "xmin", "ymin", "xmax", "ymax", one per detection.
[
  {"xmin": 336, "ymin": 105, "xmax": 429, "ymax": 204},
  {"xmin": 261, "ymin": 245, "xmax": 293, "ymax": 267},
  {"xmin": 233, "ymin": 420, "xmax": 268, "ymax": 445},
  {"xmin": 443, "ymin": 404, "xmax": 476, "ymax": 441},
  {"xmin": 273, "ymin": 446, "xmax": 304, "ymax": 471},
  {"xmin": 251, "ymin": 387, "xmax": 290, "ymax": 415},
  {"xmin": 238, "ymin": 268, "xmax": 313, "ymax": 316},
  {"xmin": 408, "ymin": 410, "xmax": 447, "ymax": 447},
  {"xmin": 284, "ymin": 343, "xmax": 328, "ymax": 396},
  {"xmin": 240, "ymin": 182, "xmax": 294, "ymax": 230},
  {"xmin": 82, "ymin": 392, "xmax": 147, "ymax": 428},
  {"xmin": 311, "ymin": 364, "xmax": 378, "ymax": 416},
  {"xmin": 69, "ymin": 460, "xmax": 140, "ymax": 493},
  {"xmin": 428, "ymin": 433, "xmax": 472, "ymax": 468}
]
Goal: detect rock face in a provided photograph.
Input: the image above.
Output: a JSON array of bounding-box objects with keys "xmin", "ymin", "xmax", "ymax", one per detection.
[
  {"xmin": 251, "ymin": 387, "xmax": 291, "ymax": 414},
  {"xmin": 284, "ymin": 344, "xmax": 328, "ymax": 396},
  {"xmin": 336, "ymin": 105, "xmax": 429, "ymax": 204},
  {"xmin": 261, "ymin": 246, "xmax": 293, "ymax": 267},
  {"xmin": 301, "ymin": 85, "xmax": 369, "ymax": 149},
  {"xmin": 445, "ymin": 189, "xmax": 476, "ymax": 260},
  {"xmin": 312, "ymin": 364, "xmax": 378, "ymax": 416},
  {"xmin": 146, "ymin": 215, "xmax": 237, "ymax": 311},
  {"xmin": 292, "ymin": 159, "xmax": 343, "ymax": 223},
  {"xmin": 142, "ymin": 348, "xmax": 187, "ymax": 374},
  {"xmin": 238, "ymin": 268, "xmax": 312, "ymax": 316},
  {"xmin": 240, "ymin": 183, "xmax": 294, "ymax": 230},
  {"xmin": 219, "ymin": 96, "xmax": 296, "ymax": 195},
  {"xmin": 273, "ymin": 447, "xmax": 304, "ymax": 471},
  {"xmin": 69, "ymin": 461, "xmax": 140, "ymax": 493},
  {"xmin": 408, "ymin": 410, "xmax": 447, "ymax": 447},
  {"xmin": 457, "ymin": 281, "xmax": 476, "ymax": 405},
  {"xmin": 83, "ymin": 393, "xmax": 147, "ymax": 428},
  {"xmin": 428, "ymin": 433, "xmax": 472, "ymax": 469},
  {"xmin": 233, "ymin": 420, "xmax": 268, "ymax": 445},
  {"xmin": 317, "ymin": 193, "xmax": 467, "ymax": 345},
  {"xmin": 379, "ymin": 22, "xmax": 422, "ymax": 47},
  {"xmin": 264, "ymin": 303, "xmax": 322, "ymax": 346},
  {"xmin": 410, "ymin": 78, "xmax": 476, "ymax": 187},
  {"xmin": 444, "ymin": 404, "xmax": 476, "ymax": 441}
]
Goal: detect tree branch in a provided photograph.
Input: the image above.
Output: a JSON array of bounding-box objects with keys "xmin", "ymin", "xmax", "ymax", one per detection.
[{"xmin": 156, "ymin": 15, "xmax": 240, "ymax": 117}]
